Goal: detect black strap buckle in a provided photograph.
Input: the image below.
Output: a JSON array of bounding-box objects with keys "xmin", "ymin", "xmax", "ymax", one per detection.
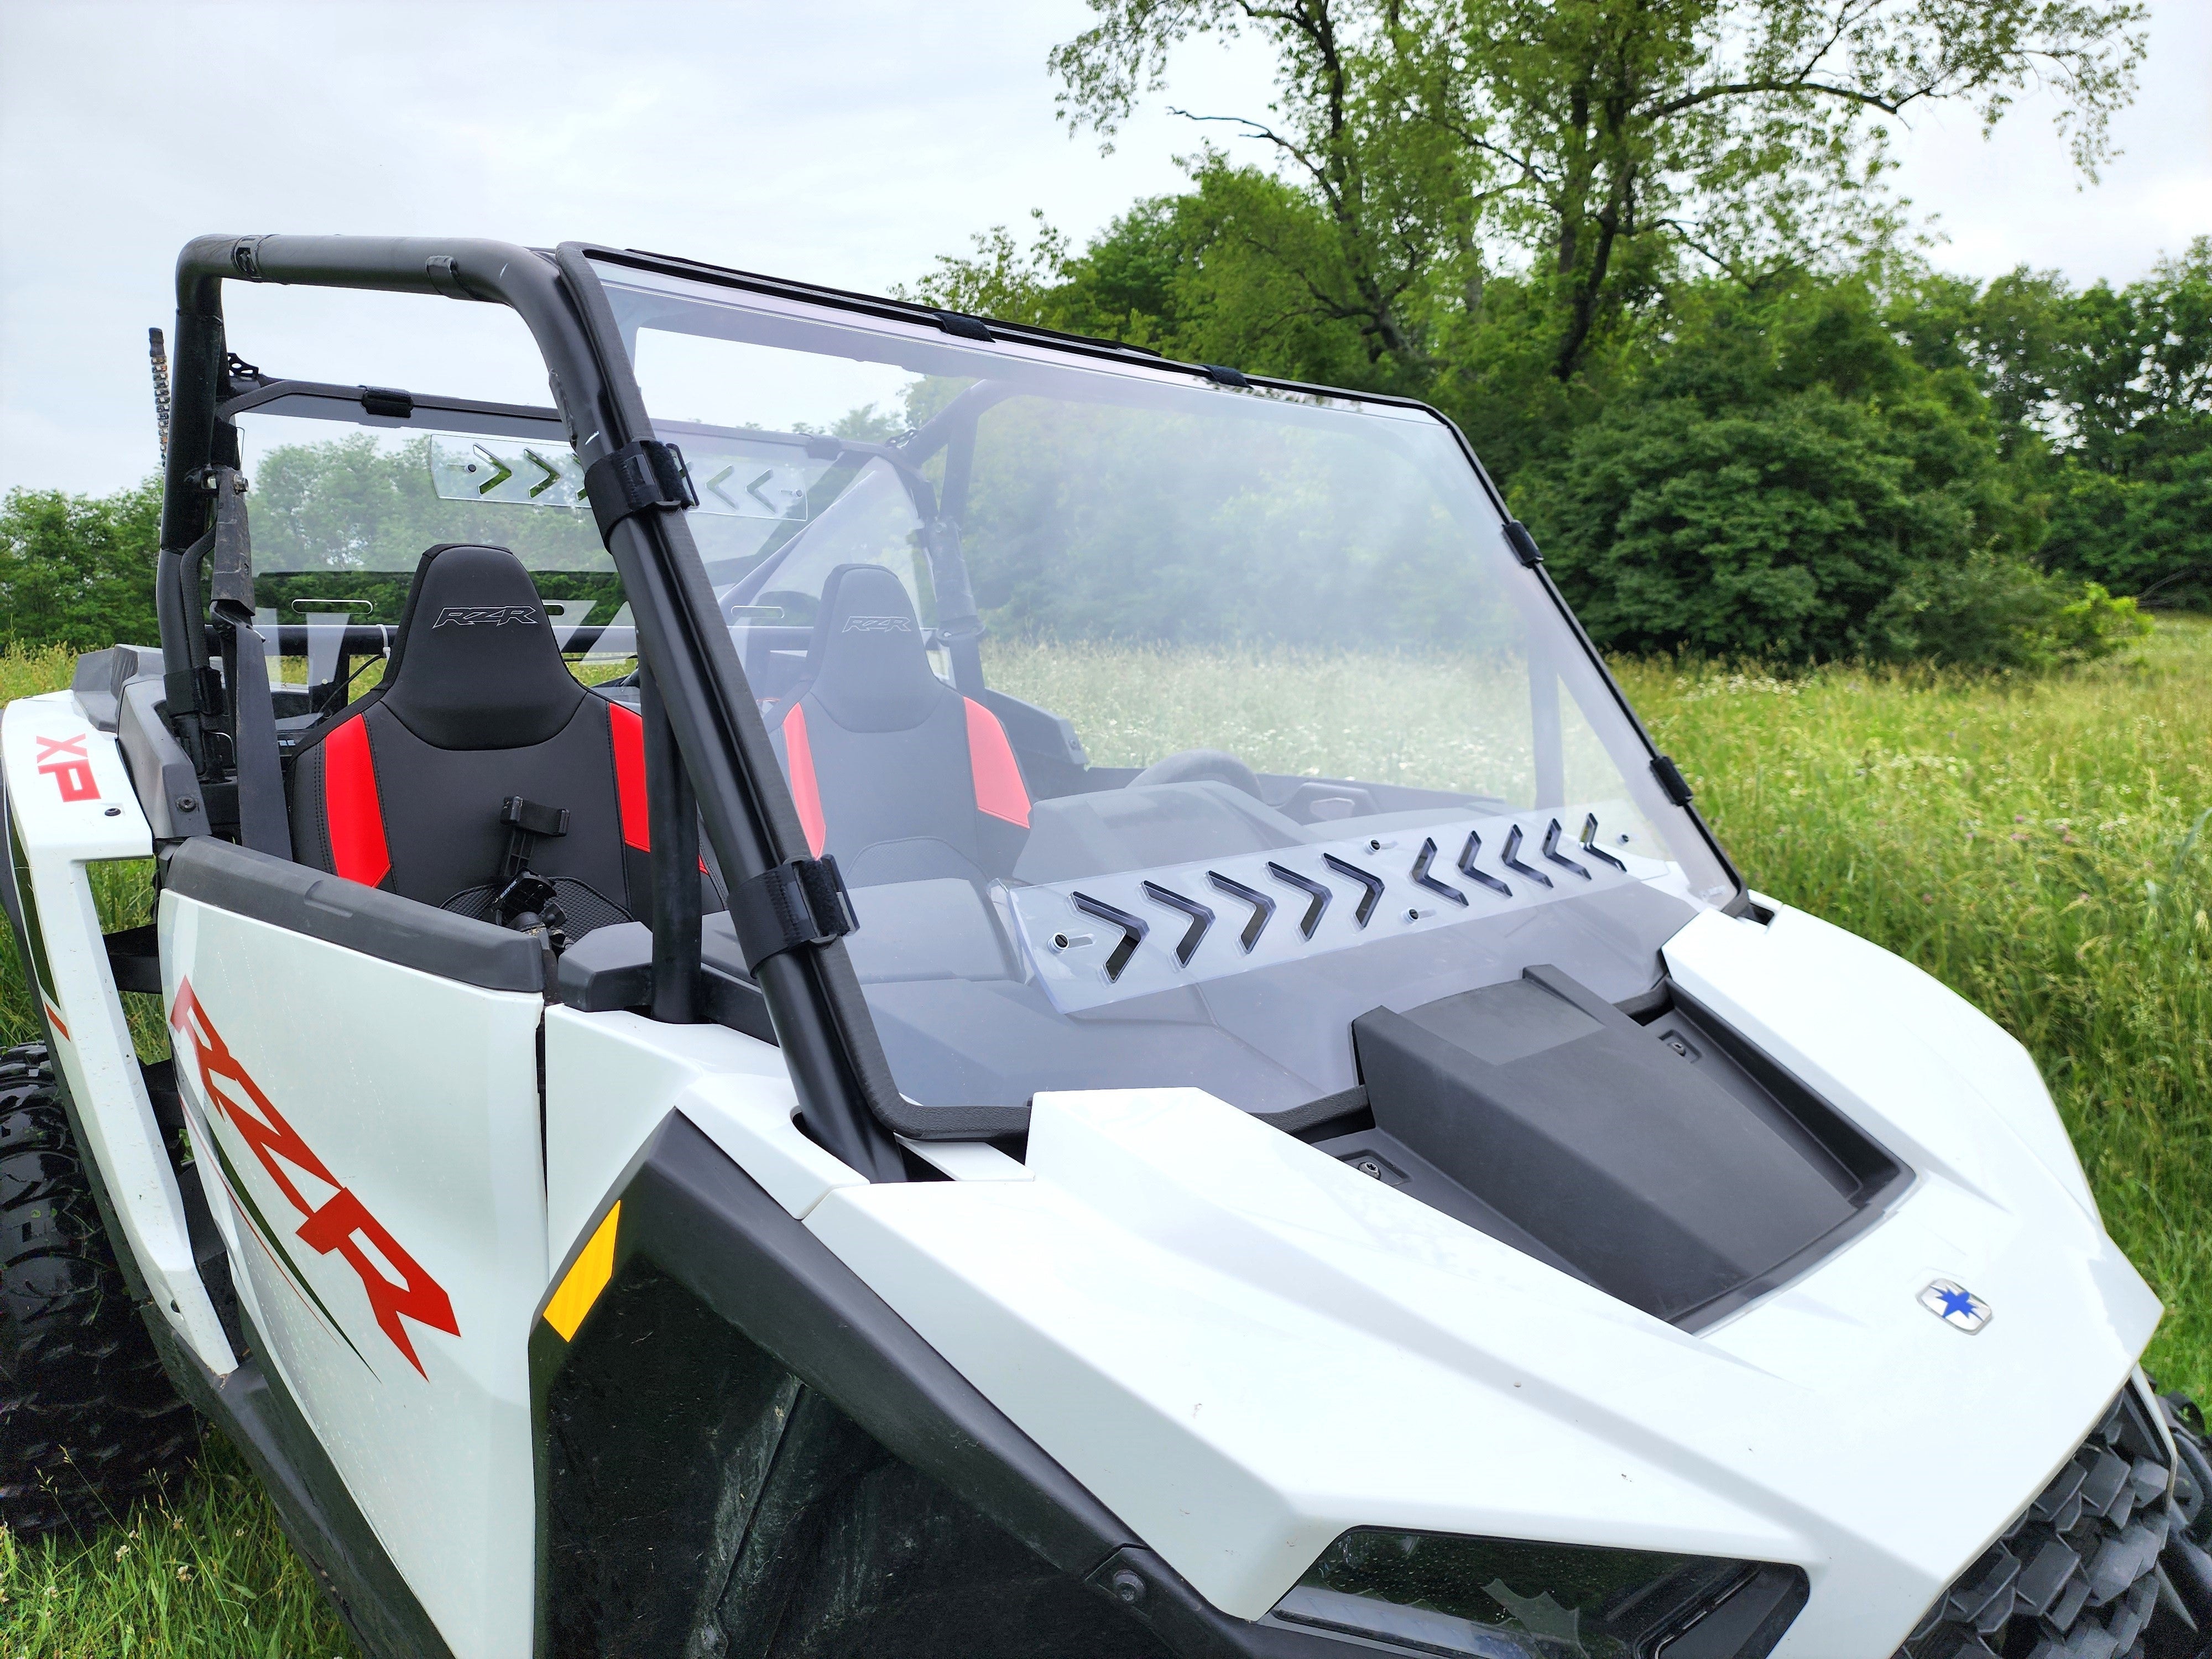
[
  {"xmin": 585, "ymin": 438, "xmax": 698, "ymax": 541},
  {"xmin": 498, "ymin": 795, "xmax": 570, "ymax": 881},
  {"xmin": 729, "ymin": 855, "xmax": 857, "ymax": 973}
]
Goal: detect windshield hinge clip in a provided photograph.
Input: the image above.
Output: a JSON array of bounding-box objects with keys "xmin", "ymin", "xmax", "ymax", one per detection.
[
  {"xmin": 1504, "ymin": 520, "xmax": 1543, "ymax": 567},
  {"xmin": 729, "ymin": 855, "xmax": 858, "ymax": 973},
  {"xmin": 585, "ymin": 438, "xmax": 698, "ymax": 542},
  {"xmin": 1651, "ymin": 754, "xmax": 1694, "ymax": 806}
]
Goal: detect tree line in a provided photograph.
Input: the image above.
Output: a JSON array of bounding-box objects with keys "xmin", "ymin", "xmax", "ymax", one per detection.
[
  {"xmin": 3, "ymin": 0, "xmax": 2200, "ymax": 667},
  {"xmin": 898, "ymin": 0, "xmax": 2200, "ymax": 665}
]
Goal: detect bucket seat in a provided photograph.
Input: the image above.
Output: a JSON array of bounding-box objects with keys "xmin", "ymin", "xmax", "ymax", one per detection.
[
  {"xmin": 769, "ymin": 562, "xmax": 1029, "ymax": 886},
  {"xmin": 289, "ymin": 542, "xmax": 684, "ymax": 938}
]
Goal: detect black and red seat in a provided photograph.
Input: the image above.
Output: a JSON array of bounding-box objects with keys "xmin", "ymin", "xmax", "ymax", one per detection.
[
  {"xmin": 289, "ymin": 542, "xmax": 680, "ymax": 936},
  {"xmin": 769, "ymin": 563, "xmax": 1030, "ymax": 886}
]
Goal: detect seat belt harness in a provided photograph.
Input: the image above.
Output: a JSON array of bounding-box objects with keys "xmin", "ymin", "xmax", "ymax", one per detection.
[
  {"xmin": 584, "ymin": 439, "xmax": 698, "ymax": 541},
  {"xmin": 493, "ymin": 795, "xmax": 572, "ymax": 946},
  {"xmin": 728, "ymin": 855, "xmax": 857, "ymax": 973}
]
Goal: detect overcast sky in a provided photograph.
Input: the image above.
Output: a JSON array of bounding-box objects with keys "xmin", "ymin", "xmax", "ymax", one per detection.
[{"xmin": 2, "ymin": 0, "xmax": 2205, "ymax": 498}]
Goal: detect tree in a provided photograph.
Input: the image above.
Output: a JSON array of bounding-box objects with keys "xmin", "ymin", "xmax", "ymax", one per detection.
[
  {"xmin": 0, "ymin": 478, "xmax": 164, "ymax": 650},
  {"xmin": 1050, "ymin": 0, "xmax": 2147, "ymax": 386},
  {"xmin": 1894, "ymin": 237, "xmax": 2212, "ymax": 603},
  {"xmin": 1510, "ymin": 273, "xmax": 2148, "ymax": 663}
]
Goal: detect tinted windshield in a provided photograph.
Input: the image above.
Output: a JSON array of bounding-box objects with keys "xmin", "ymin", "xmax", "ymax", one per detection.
[{"xmin": 598, "ymin": 261, "xmax": 1736, "ymax": 1113}]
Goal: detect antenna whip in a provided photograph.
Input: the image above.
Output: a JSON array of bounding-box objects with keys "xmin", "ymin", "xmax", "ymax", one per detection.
[{"xmin": 149, "ymin": 327, "xmax": 172, "ymax": 461}]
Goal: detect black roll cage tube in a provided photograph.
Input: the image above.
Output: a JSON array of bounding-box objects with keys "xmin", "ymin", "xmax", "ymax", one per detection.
[{"xmin": 161, "ymin": 234, "xmax": 906, "ymax": 1180}]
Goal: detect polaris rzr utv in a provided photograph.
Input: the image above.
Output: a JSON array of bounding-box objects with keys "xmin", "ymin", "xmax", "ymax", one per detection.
[{"xmin": 2, "ymin": 234, "xmax": 2208, "ymax": 1659}]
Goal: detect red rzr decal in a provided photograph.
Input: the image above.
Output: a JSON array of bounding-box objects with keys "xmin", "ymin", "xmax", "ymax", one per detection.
[
  {"xmin": 35, "ymin": 734, "xmax": 98, "ymax": 802},
  {"xmin": 169, "ymin": 979, "xmax": 459, "ymax": 1376}
]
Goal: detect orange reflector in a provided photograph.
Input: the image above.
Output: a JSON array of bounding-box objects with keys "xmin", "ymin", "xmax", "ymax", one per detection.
[{"xmin": 542, "ymin": 1202, "xmax": 620, "ymax": 1342}]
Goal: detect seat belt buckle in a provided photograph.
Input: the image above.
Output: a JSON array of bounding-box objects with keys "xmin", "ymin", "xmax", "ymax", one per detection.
[{"xmin": 729, "ymin": 855, "xmax": 857, "ymax": 973}]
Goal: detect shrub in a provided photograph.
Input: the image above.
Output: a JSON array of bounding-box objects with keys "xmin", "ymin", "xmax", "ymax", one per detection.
[
  {"xmin": 1520, "ymin": 389, "xmax": 1982, "ymax": 660},
  {"xmin": 1865, "ymin": 557, "xmax": 2150, "ymax": 669}
]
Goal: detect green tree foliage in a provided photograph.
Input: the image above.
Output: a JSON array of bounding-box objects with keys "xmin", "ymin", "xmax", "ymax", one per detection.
[
  {"xmin": 252, "ymin": 433, "xmax": 604, "ymax": 574},
  {"xmin": 1050, "ymin": 0, "xmax": 2146, "ymax": 386},
  {"xmin": 1896, "ymin": 239, "xmax": 2212, "ymax": 604},
  {"xmin": 0, "ymin": 477, "xmax": 163, "ymax": 650},
  {"xmin": 905, "ymin": 0, "xmax": 2187, "ymax": 666},
  {"xmin": 0, "ymin": 439, "xmax": 624, "ymax": 656}
]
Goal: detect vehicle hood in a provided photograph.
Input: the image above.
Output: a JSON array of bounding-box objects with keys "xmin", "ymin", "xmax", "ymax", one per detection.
[{"xmin": 804, "ymin": 901, "xmax": 2161, "ymax": 1656}]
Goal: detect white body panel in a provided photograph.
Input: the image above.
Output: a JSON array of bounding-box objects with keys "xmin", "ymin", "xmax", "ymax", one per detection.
[
  {"xmin": 0, "ymin": 693, "xmax": 234, "ymax": 1371},
  {"xmin": 161, "ymin": 893, "xmax": 545, "ymax": 1659},
  {"xmin": 806, "ymin": 901, "xmax": 2159, "ymax": 1656},
  {"xmin": 542, "ymin": 1004, "xmax": 857, "ymax": 1256}
]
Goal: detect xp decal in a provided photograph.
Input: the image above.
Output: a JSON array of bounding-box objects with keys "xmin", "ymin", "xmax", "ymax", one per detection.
[
  {"xmin": 34, "ymin": 732, "xmax": 99, "ymax": 801},
  {"xmin": 169, "ymin": 978, "xmax": 460, "ymax": 1375}
]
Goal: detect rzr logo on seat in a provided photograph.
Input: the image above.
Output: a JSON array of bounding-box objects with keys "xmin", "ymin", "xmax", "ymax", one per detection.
[
  {"xmin": 170, "ymin": 979, "xmax": 460, "ymax": 1376},
  {"xmin": 842, "ymin": 614, "xmax": 912, "ymax": 634},
  {"xmin": 434, "ymin": 605, "xmax": 540, "ymax": 628}
]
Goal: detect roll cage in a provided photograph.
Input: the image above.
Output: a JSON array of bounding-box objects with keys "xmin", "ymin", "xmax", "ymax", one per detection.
[{"xmin": 154, "ymin": 234, "xmax": 1745, "ymax": 1185}]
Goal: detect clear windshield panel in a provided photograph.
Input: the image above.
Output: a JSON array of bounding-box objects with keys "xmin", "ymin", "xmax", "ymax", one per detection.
[
  {"xmin": 594, "ymin": 260, "xmax": 1739, "ymax": 1114},
  {"xmin": 228, "ymin": 411, "xmax": 635, "ymax": 702}
]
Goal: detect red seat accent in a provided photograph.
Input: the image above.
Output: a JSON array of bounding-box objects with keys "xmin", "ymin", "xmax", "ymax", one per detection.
[
  {"xmin": 608, "ymin": 702, "xmax": 649, "ymax": 852},
  {"xmin": 780, "ymin": 704, "xmax": 827, "ymax": 857},
  {"xmin": 321, "ymin": 717, "xmax": 391, "ymax": 888},
  {"xmin": 963, "ymin": 698, "xmax": 1031, "ymax": 827}
]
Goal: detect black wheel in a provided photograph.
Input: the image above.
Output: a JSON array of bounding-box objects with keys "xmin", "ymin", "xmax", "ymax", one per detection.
[{"xmin": 0, "ymin": 1041, "xmax": 199, "ymax": 1535}]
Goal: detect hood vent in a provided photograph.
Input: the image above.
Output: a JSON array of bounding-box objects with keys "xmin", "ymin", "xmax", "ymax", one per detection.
[{"xmin": 1339, "ymin": 966, "xmax": 1905, "ymax": 1329}]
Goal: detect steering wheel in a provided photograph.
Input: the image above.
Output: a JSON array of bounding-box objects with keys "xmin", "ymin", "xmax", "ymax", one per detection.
[{"xmin": 1129, "ymin": 748, "xmax": 1265, "ymax": 799}]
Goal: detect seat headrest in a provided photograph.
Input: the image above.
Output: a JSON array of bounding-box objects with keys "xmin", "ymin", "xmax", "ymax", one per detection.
[
  {"xmin": 801, "ymin": 563, "xmax": 946, "ymax": 732},
  {"xmin": 376, "ymin": 543, "xmax": 583, "ymax": 749}
]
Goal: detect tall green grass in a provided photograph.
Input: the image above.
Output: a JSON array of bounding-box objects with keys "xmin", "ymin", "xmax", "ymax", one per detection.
[
  {"xmin": 2, "ymin": 627, "xmax": 2205, "ymax": 1652},
  {"xmin": 0, "ymin": 1438, "xmax": 351, "ymax": 1659}
]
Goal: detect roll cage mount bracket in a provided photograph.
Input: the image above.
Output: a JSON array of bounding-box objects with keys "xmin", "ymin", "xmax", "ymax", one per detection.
[{"xmin": 158, "ymin": 234, "xmax": 909, "ymax": 1182}]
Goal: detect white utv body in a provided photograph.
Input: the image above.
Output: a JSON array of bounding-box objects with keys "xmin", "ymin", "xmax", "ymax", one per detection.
[{"xmin": 1, "ymin": 234, "xmax": 2208, "ymax": 1659}]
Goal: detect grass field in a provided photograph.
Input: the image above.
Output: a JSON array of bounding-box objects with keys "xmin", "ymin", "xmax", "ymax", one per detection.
[{"xmin": 2, "ymin": 621, "xmax": 2206, "ymax": 1656}]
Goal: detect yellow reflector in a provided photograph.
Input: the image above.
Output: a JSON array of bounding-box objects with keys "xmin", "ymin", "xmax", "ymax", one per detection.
[{"xmin": 543, "ymin": 1201, "xmax": 620, "ymax": 1341}]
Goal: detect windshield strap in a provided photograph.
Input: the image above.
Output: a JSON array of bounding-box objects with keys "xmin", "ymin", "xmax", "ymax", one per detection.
[
  {"xmin": 728, "ymin": 855, "xmax": 857, "ymax": 974},
  {"xmin": 585, "ymin": 437, "xmax": 698, "ymax": 541}
]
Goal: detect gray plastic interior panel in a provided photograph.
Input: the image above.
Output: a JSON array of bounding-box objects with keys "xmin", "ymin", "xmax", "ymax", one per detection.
[{"xmin": 164, "ymin": 837, "xmax": 544, "ymax": 993}]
